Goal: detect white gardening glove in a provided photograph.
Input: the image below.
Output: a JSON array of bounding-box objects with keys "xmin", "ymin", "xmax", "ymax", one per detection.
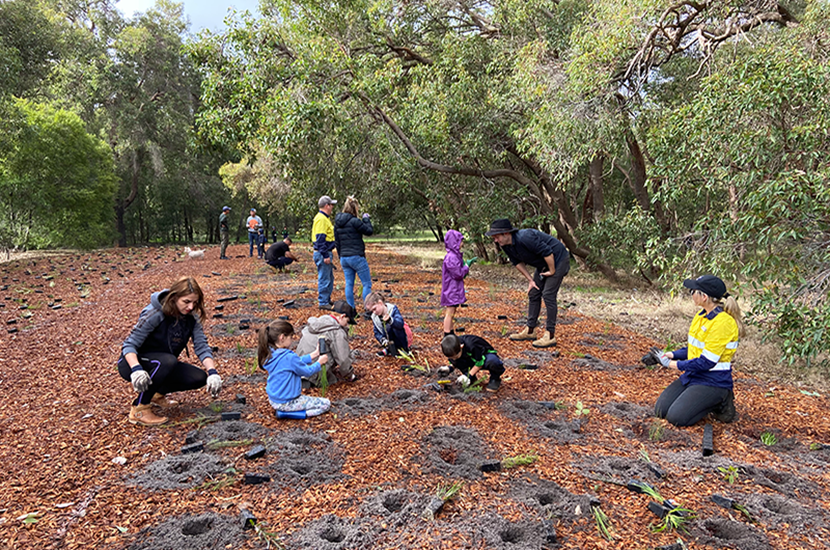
[
  {"xmin": 456, "ymin": 374, "xmax": 471, "ymax": 388},
  {"xmin": 206, "ymin": 373, "xmax": 223, "ymax": 397},
  {"xmin": 131, "ymin": 369, "xmax": 151, "ymax": 392}
]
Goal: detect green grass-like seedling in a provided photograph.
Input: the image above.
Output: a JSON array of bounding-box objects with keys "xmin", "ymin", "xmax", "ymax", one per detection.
[
  {"xmin": 205, "ymin": 438, "xmax": 253, "ymax": 450},
  {"xmin": 436, "ymin": 480, "xmax": 464, "ymax": 501},
  {"xmin": 501, "ymin": 453, "xmax": 539, "ymax": 469},
  {"xmin": 651, "ymin": 506, "xmax": 695, "ymax": 534},
  {"xmin": 649, "ymin": 420, "xmax": 665, "ymax": 441},
  {"xmin": 195, "ymin": 467, "xmax": 239, "ymax": 491},
  {"xmin": 574, "ymin": 400, "xmax": 590, "ymax": 417},
  {"xmin": 760, "ymin": 431, "xmax": 777, "ymax": 446},
  {"xmin": 592, "ymin": 504, "xmax": 614, "ymax": 540},
  {"xmin": 209, "ymin": 401, "xmax": 224, "ymax": 413},
  {"xmin": 463, "ymin": 378, "xmax": 486, "ymax": 393}
]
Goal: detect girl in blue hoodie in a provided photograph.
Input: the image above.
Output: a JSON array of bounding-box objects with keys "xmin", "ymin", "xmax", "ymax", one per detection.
[{"xmin": 258, "ymin": 320, "xmax": 331, "ymax": 418}]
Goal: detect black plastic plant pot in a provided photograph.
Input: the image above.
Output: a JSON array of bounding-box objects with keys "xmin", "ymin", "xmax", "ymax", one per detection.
[
  {"xmin": 543, "ymin": 520, "xmax": 557, "ymax": 544},
  {"xmin": 480, "ymin": 461, "xmax": 502, "ymax": 473},
  {"xmin": 181, "ymin": 442, "xmax": 204, "ymax": 454},
  {"xmin": 702, "ymin": 423, "xmax": 714, "ymax": 457},
  {"xmin": 538, "ymin": 401, "xmax": 559, "ymax": 410},
  {"xmin": 221, "ymin": 411, "xmax": 241, "ymax": 421},
  {"xmin": 647, "ymin": 463, "xmax": 665, "ymax": 479},
  {"xmin": 216, "ymin": 295, "xmax": 238, "ymax": 302},
  {"xmin": 212, "ymin": 314, "xmax": 224, "ymax": 319},
  {"xmin": 424, "ymin": 498, "xmax": 444, "ymax": 519},
  {"xmin": 235, "ymin": 394, "xmax": 247, "ymax": 404},
  {"xmin": 244, "ymin": 445, "xmax": 267, "ymax": 461},
  {"xmin": 517, "ymin": 364, "xmax": 538, "ymax": 370},
  {"xmin": 282, "ymin": 300, "xmax": 296, "ymax": 308},
  {"xmin": 711, "ymin": 494, "xmax": 736, "ymax": 509},
  {"xmin": 240, "ymin": 509, "xmax": 257, "ymax": 530},
  {"xmin": 243, "ymin": 472, "xmax": 271, "ymax": 485},
  {"xmin": 214, "ymin": 305, "xmax": 224, "ymax": 311},
  {"xmin": 184, "ymin": 430, "xmax": 198, "ymax": 445},
  {"xmin": 648, "ymin": 501, "xmax": 671, "ymax": 519},
  {"xmin": 497, "ymin": 315, "xmax": 508, "ymax": 320},
  {"xmin": 626, "ymin": 479, "xmax": 656, "ymax": 495}
]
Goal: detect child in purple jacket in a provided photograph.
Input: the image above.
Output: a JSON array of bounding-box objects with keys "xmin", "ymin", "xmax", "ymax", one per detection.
[{"xmin": 440, "ymin": 230, "xmax": 476, "ymax": 336}]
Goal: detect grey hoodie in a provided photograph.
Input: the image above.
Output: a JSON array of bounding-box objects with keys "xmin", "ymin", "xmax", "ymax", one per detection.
[{"xmin": 295, "ymin": 314, "xmax": 353, "ymax": 385}]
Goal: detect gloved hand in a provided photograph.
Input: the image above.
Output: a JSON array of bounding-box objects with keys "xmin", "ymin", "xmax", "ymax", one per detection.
[
  {"xmin": 206, "ymin": 373, "xmax": 223, "ymax": 397},
  {"xmin": 381, "ymin": 338, "xmax": 389, "ymax": 347},
  {"xmin": 464, "ymin": 256, "xmax": 478, "ymax": 267},
  {"xmin": 131, "ymin": 370, "xmax": 151, "ymax": 392},
  {"xmin": 456, "ymin": 374, "xmax": 471, "ymax": 388},
  {"xmin": 362, "ymin": 213, "xmax": 370, "ymax": 220},
  {"xmin": 650, "ymin": 347, "xmax": 671, "ymax": 367}
]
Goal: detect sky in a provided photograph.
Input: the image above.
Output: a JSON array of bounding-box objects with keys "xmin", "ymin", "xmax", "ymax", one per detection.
[{"xmin": 115, "ymin": 0, "xmax": 261, "ymax": 33}]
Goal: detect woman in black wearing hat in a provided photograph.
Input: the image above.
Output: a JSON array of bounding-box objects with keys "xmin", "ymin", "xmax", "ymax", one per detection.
[{"xmin": 653, "ymin": 275, "xmax": 745, "ymax": 426}]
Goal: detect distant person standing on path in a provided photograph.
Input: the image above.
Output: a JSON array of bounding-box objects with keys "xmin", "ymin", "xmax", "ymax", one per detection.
[
  {"xmin": 246, "ymin": 208, "xmax": 262, "ymax": 257},
  {"xmin": 334, "ymin": 196, "xmax": 373, "ymax": 310},
  {"xmin": 312, "ymin": 195, "xmax": 338, "ymax": 309},
  {"xmin": 117, "ymin": 277, "xmax": 222, "ymax": 426},
  {"xmin": 485, "ymin": 219, "xmax": 570, "ymax": 348},
  {"xmin": 653, "ymin": 275, "xmax": 743, "ymax": 426},
  {"xmin": 219, "ymin": 206, "xmax": 231, "ymax": 259}
]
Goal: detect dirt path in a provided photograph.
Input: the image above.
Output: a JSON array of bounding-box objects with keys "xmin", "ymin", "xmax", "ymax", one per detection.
[{"xmin": 1, "ymin": 243, "xmax": 828, "ymax": 549}]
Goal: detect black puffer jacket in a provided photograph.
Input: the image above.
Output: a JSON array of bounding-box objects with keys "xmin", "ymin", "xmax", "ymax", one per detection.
[{"xmin": 334, "ymin": 213, "xmax": 373, "ymax": 257}]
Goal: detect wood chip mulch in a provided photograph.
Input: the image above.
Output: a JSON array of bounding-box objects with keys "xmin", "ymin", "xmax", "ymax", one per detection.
[{"xmin": 1, "ymin": 243, "xmax": 829, "ymax": 549}]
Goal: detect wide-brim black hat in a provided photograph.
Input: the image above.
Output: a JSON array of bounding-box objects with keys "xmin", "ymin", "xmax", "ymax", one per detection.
[
  {"xmin": 683, "ymin": 274, "xmax": 728, "ymax": 300},
  {"xmin": 485, "ymin": 218, "xmax": 516, "ymax": 236}
]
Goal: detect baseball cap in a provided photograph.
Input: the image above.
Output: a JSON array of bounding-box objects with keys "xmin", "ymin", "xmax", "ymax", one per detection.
[
  {"xmin": 318, "ymin": 195, "xmax": 337, "ymax": 208},
  {"xmin": 222, "ymin": 206, "xmax": 231, "ymax": 211},
  {"xmin": 331, "ymin": 300, "xmax": 356, "ymax": 324},
  {"xmin": 683, "ymin": 274, "xmax": 729, "ymax": 300},
  {"xmin": 250, "ymin": 208, "xmax": 256, "ymax": 213}
]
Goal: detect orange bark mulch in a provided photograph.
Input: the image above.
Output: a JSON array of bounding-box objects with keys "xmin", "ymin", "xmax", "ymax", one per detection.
[{"xmin": 1, "ymin": 243, "xmax": 829, "ymax": 549}]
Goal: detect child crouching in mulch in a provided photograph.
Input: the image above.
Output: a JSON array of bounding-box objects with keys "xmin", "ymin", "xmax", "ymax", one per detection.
[
  {"xmin": 364, "ymin": 291, "xmax": 413, "ymax": 357},
  {"xmin": 258, "ymin": 320, "xmax": 331, "ymax": 418},
  {"xmin": 440, "ymin": 333, "xmax": 504, "ymax": 392}
]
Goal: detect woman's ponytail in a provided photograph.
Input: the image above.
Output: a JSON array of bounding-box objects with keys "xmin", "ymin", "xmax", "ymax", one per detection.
[{"xmin": 722, "ymin": 295, "xmax": 745, "ymax": 338}]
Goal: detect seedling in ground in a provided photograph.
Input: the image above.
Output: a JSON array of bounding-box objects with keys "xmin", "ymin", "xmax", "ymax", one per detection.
[
  {"xmin": 718, "ymin": 465, "xmax": 740, "ymax": 484},
  {"xmin": 245, "ymin": 358, "xmax": 257, "ymax": 375},
  {"xmin": 205, "ymin": 438, "xmax": 253, "ymax": 450},
  {"xmin": 649, "ymin": 420, "xmax": 665, "ymax": 441},
  {"xmin": 651, "ymin": 505, "xmax": 695, "ymax": 534},
  {"xmin": 236, "ymin": 342, "xmax": 245, "ymax": 354},
  {"xmin": 319, "ymin": 364, "xmax": 328, "ymax": 397},
  {"xmin": 574, "ymin": 400, "xmax": 590, "ymax": 418},
  {"xmin": 253, "ymin": 521, "xmax": 284, "ymax": 549},
  {"xmin": 436, "ymin": 480, "xmax": 464, "ymax": 501},
  {"xmin": 638, "ymin": 446, "xmax": 651, "ymax": 463},
  {"xmin": 195, "ymin": 467, "xmax": 238, "ymax": 491},
  {"xmin": 733, "ymin": 503, "xmax": 756, "ymax": 523},
  {"xmin": 463, "ymin": 377, "xmax": 486, "ymax": 393},
  {"xmin": 592, "ymin": 504, "xmax": 614, "ymax": 541},
  {"xmin": 209, "ymin": 401, "xmax": 224, "ymax": 413},
  {"xmin": 760, "ymin": 431, "xmax": 777, "ymax": 446},
  {"xmin": 398, "ymin": 349, "xmax": 430, "ymax": 373},
  {"xmin": 501, "ymin": 453, "xmax": 539, "ymax": 469}
]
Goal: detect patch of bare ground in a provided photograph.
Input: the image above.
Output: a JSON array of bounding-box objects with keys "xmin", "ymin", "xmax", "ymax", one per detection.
[{"xmin": 378, "ymin": 240, "xmax": 830, "ymax": 393}]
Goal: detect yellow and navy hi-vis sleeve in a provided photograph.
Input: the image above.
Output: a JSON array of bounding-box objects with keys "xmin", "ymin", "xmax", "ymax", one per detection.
[
  {"xmin": 676, "ymin": 307, "xmax": 739, "ymax": 389},
  {"xmin": 311, "ymin": 211, "xmax": 335, "ymax": 257}
]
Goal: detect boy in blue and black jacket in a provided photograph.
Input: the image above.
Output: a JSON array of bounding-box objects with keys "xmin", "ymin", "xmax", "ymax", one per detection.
[{"xmin": 440, "ymin": 334, "xmax": 504, "ymax": 392}]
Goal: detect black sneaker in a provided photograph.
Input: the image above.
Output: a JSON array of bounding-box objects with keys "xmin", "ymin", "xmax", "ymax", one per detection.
[
  {"xmin": 376, "ymin": 349, "xmax": 389, "ymax": 357},
  {"xmin": 486, "ymin": 379, "xmax": 501, "ymax": 392},
  {"xmin": 712, "ymin": 390, "xmax": 737, "ymax": 423},
  {"xmin": 319, "ymin": 303, "xmax": 334, "ymax": 310}
]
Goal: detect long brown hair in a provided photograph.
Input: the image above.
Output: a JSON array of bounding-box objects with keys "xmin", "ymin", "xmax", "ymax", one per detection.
[
  {"xmin": 342, "ymin": 196, "xmax": 359, "ymax": 217},
  {"xmin": 257, "ymin": 320, "xmax": 295, "ymax": 367},
  {"xmin": 161, "ymin": 277, "xmax": 206, "ymax": 322}
]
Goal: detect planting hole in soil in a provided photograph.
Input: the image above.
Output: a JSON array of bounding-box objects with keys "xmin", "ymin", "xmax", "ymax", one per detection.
[
  {"xmin": 424, "ymin": 425, "xmax": 492, "ymax": 479},
  {"xmin": 695, "ymin": 518, "xmax": 772, "ymax": 550},
  {"xmin": 130, "ymin": 454, "xmax": 228, "ymax": 490},
  {"xmin": 126, "ymin": 512, "xmax": 247, "ymax": 550}
]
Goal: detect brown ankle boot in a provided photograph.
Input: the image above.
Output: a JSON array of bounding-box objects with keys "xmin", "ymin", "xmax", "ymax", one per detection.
[
  {"xmin": 532, "ymin": 331, "xmax": 557, "ymax": 348},
  {"xmin": 151, "ymin": 393, "xmax": 179, "ymax": 408},
  {"xmin": 129, "ymin": 404, "xmax": 168, "ymax": 426},
  {"xmin": 508, "ymin": 326, "xmax": 536, "ymax": 341}
]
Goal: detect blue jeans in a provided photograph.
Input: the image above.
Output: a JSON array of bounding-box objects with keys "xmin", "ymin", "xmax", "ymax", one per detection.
[
  {"xmin": 313, "ymin": 251, "xmax": 334, "ymax": 306},
  {"xmin": 248, "ymin": 232, "xmax": 257, "ymax": 256},
  {"xmin": 340, "ymin": 255, "xmax": 372, "ymax": 309}
]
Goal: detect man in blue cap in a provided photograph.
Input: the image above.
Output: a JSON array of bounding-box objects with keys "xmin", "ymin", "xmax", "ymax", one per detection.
[
  {"xmin": 486, "ymin": 218, "xmax": 570, "ymax": 348},
  {"xmin": 219, "ymin": 206, "xmax": 231, "ymax": 259}
]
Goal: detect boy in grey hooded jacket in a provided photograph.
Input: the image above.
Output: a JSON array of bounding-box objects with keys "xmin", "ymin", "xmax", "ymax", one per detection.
[{"xmin": 295, "ymin": 300, "xmax": 356, "ymax": 386}]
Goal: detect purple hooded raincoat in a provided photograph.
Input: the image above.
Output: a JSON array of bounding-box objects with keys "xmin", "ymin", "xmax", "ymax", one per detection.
[{"xmin": 440, "ymin": 230, "xmax": 469, "ymax": 307}]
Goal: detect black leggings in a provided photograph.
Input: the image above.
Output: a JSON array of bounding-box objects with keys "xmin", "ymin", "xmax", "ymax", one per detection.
[
  {"xmin": 118, "ymin": 352, "xmax": 207, "ymax": 406},
  {"xmin": 654, "ymin": 378, "xmax": 730, "ymax": 427}
]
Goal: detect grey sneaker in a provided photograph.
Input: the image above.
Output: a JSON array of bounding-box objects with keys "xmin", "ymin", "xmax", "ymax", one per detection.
[
  {"xmin": 712, "ymin": 390, "xmax": 737, "ymax": 423},
  {"xmin": 486, "ymin": 379, "xmax": 502, "ymax": 392},
  {"xmin": 436, "ymin": 366, "xmax": 452, "ymax": 376}
]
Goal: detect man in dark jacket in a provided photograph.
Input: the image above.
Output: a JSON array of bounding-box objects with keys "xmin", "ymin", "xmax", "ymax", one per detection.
[
  {"xmin": 485, "ymin": 218, "xmax": 570, "ymax": 348},
  {"xmin": 265, "ymin": 237, "xmax": 299, "ymax": 271}
]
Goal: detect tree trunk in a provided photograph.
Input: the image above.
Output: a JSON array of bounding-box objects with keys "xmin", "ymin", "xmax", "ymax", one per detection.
[
  {"xmin": 589, "ymin": 154, "xmax": 605, "ymax": 221},
  {"xmin": 115, "ymin": 149, "xmax": 142, "ymax": 247}
]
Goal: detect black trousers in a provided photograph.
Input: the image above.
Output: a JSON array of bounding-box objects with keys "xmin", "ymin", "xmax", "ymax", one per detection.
[
  {"xmin": 527, "ymin": 260, "xmax": 570, "ymax": 334},
  {"xmin": 654, "ymin": 378, "xmax": 730, "ymax": 427},
  {"xmin": 118, "ymin": 352, "xmax": 207, "ymax": 406}
]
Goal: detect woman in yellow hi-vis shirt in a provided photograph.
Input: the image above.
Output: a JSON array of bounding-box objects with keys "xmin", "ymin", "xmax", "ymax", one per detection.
[{"xmin": 654, "ymin": 275, "xmax": 745, "ymax": 426}]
